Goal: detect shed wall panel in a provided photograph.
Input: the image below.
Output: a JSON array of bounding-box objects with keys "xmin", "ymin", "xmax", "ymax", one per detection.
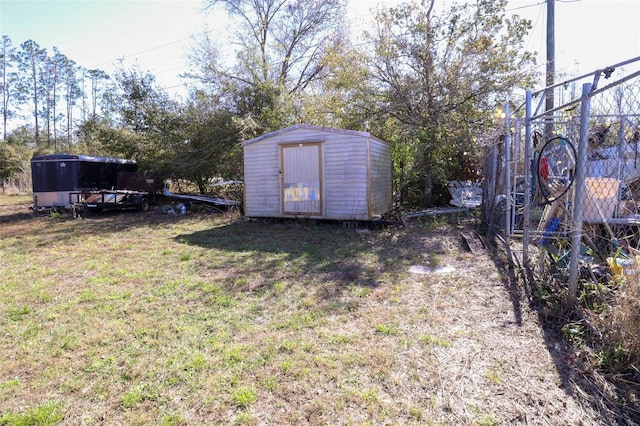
[
  {"xmin": 368, "ymin": 139, "xmax": 393, "ymax": 216},
  {"xmin": 243, "ymin": 142, "xmax": 281, "ymax": 217},
  {"xmin": 323, "ymin": 136, "xmax": 369, "ymax": 220}
]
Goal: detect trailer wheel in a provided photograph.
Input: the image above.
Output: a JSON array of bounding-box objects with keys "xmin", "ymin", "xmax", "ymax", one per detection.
[{"xmin": 138, "ymin": 197, "xmax": 150, "ymax": 212}]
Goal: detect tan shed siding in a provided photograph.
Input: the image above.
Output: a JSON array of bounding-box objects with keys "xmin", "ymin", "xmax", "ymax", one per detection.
[
  {"xmin": 271, "ymin": 128, "xmax": 325, "ymax": 144},
  {"xmin": 245, "ymin": 127, "xmax": 329, "ymax": 218},
  {"xmin": 243, "ymin": 125, "xmax": 392, "ymax": 220},
  {"xmin": 368, "ymin": 138, "xmax": 393, "ymax": 217},
  {"xmin": 243, "ymin": 142, "xmax": 281, "ymax": 217},
  {"xmin": 323, "ymin": 136, "xmax": 370, "ymax": 220}
]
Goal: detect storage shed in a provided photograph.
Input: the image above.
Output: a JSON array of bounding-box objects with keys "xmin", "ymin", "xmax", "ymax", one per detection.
[{"xmin": 242, "ymin": 124, "xmax": 392, "ymax": 221}]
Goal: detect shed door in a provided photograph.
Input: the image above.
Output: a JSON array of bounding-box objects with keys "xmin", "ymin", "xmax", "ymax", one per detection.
[{"xmin": 281, "ymin": 143, "xmax": 322, "ymax": 216}]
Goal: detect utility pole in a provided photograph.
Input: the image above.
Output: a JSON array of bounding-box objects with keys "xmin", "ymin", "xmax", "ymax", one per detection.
[{"xmin": 545, "ymin": 0, "xmax": 555, "ymax": 137}]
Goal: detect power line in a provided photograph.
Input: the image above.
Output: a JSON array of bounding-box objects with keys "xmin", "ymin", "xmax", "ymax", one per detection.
[
  {"xmin": 506, "ymin": 1, "xmax": 546, "ymax": 12},
  {"xmin": 522, "ymin": 1, "xmax": 546, "ymax": 54},
  {"xmin": 92, "ymin": 35, "xmax": 196, "ymax": 68},
  {"xmin": 90, "ymin": 23, "xmax": 232, "ymax": 70},
  {"xmin": 89, "ymin": 1, "xmax": 554, "ymax": 93}
]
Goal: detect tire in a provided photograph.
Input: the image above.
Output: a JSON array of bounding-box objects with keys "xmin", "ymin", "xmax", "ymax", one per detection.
[{"xmin": 138, "ymin": 197, "xmax": 150, "ymax": 212}]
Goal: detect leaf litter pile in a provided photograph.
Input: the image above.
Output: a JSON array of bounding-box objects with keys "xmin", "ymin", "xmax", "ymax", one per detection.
[{"xmin": 0, "ymin": 197, "xmax": 624, "ymax": 424}]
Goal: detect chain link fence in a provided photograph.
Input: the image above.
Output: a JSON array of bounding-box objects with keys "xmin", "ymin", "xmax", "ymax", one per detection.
[{"xmin": 484, "ymin": 56, "xmax": 640, "ymax": 305}]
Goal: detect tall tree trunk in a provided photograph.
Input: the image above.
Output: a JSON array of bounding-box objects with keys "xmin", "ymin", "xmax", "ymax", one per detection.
[{"xmin": 31, "ymin": 58, "xmax": 40, "ymax": 144}]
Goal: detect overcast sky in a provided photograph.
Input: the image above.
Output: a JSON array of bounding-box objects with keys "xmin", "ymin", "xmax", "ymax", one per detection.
[{"xmin": 1, "ymin": 0, "xmax": 639, "ymax": 98}]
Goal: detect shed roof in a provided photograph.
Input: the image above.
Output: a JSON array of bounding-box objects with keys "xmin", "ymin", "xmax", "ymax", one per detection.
[{"xmin": 241, "ymin": 124, "xmax": 389, "ymax": 146}]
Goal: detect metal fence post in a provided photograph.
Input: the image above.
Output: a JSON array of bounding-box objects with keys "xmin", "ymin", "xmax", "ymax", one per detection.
[
  {"xmin": 567, "ymin": 83, "xmax": 592, "ymax": 307},
  {"xmin": 489, "ymin": 143, "xmax": 498, "ymax": 229},
  {"xmin": 505, "ymin": 103, "xmax": 511, "ymax": 239},
  {"xmin": 523, "ymin": 91, "xmax": 532, "ymax": 266}
]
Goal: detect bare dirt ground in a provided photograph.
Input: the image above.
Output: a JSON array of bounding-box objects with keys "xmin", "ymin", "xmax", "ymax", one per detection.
[
  {"xmin": 0, "ymin": 197, "xmax": 634, "ymax": 424},
  {"xmin": 384, "ymin": 227, "xmax": 606, "ymax": 425}
]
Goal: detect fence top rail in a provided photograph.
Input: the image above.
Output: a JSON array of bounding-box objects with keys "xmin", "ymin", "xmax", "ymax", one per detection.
[
  {"xmin": 533, "ymin": 56, "xmax": 640, "ymax": 97},
  {"xmin": 528, "ymin": 68, "xmax": 640, "ymax": 120},
  {"xmin": 511, "ymin": 56, "xmax": 640, "ymax": 117}
]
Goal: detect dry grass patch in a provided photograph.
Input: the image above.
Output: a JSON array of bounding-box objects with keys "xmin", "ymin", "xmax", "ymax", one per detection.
[{"xmin": 0, "ymin": 195, "xmax": 614, "ymax": 424}]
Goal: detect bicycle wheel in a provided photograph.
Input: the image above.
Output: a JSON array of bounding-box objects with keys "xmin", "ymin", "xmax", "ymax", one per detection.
[{"xmin": 536, "ymin": 136, "xmax": 576, "ymax": 204}]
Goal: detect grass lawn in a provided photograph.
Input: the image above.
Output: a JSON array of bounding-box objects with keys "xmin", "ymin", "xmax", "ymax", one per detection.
[{"xmin": 0, "ymin": 194, "xmax": 603, "ymax": 425}]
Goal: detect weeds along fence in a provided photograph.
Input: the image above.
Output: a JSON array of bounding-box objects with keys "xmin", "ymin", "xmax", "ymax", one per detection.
[{"xmin": 485, "ymin": 56, "xmax": 640, "ymax": 305}]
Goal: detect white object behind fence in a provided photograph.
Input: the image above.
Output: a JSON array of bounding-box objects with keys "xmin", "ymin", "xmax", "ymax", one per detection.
[{"xmin": 583, "ymin": 177, "xmax": 620, "ymax": 223}]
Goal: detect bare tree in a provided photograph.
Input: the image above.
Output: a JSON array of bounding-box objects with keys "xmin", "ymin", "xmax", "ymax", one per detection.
[{"xmin": 192, "ymin": 0, "xmax": 347, "ymax": 132}]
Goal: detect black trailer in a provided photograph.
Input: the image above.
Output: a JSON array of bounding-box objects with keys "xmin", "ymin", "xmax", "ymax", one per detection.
[{"xmin": 31, "ymin": 154, "xmax": 153, "ymax": 212}]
